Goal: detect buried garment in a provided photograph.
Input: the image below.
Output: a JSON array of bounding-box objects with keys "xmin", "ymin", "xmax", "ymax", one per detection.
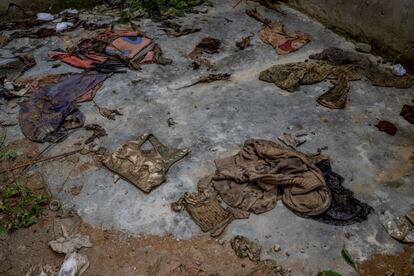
[
  {"xmin": 19, "ymin": 73, "xmax": 107, "ymax": 143},
  {"xmin": 102, "ymin": 133, "xmax": 190, "ymax": 193}
]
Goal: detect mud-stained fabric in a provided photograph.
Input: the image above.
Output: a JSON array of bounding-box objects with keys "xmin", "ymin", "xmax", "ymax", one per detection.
[
  {"xmin": 212, "ymin": 139, "xmax": 331, "ymax": 216},
  {"xmin": 19, "ymin": 73, "xmax": 107, "ymax": 143},
  {"xmin": 0, "ymin": 54, "xmax": 36, "ymax": 81},
  {"xmin": 230, "ymin": 235, "xmax": 262, "ymax": 262},
  {"xmin": 304, "ymin": 160, "xmax": 373, "ymax": 226},
  {"xmin": 260, "ymin": 22, "xmax": 310, "ymax": 55},
  {"xmin": 310, "ymin": 47, "xmax": 414, "ymax": 88},
  {"xmin": 380, "ymin": 208, "xmax": 414, "ymax": 243},
  {"xmin": 103, "ymin": 133, "xmax": 190, "ymax": 193},
  {"xmin": 188, "ymin": 37, "xmax": 221, "ymax": 68},
  {"xmin": 400, "ymin": 104, "xmax": 414, "ymax": 124},
  {"xmin": 375, "ymin": 120, "xmax": 397, "ymax": 136},
  {"xmin": 317, "ymin": 74, "xmax": 350, "ymax": 109}
]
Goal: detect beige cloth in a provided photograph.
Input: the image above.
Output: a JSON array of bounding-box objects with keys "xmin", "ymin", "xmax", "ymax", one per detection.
[
  {"xmin": 260, "ymin": 22, "xmax": 310, "ymax": 55},
  {"xmin": 103, "ymin": 133, "xmax": 190, "ymax": 193}
]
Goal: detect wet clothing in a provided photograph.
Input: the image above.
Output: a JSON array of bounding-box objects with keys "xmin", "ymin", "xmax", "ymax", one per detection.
[
  {"xmin": 103, "ymin": 133, "xmax": 190, "ymax": 193},
  {"xmin": 19, "ymin": 73, "xmax": 107, "ymax": 143}
]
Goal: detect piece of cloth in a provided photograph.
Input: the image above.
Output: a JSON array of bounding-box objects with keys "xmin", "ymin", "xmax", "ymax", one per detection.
[
  {"xmin": 259, "ymin": 61, "xmax": 360, "ymax": 109},
  {"xmin": 10, "ymin": 28, "xmax": 55, "ymax": 39},
  {"xmin": 58, "ymin": 252, "xmax": 89, "ymax": 276},
  {"xmin": 375, "ymin": 120, "xmax": 397, "ymax": 136},
  {"xmin": 102, "ymin": 133, "xmax": 190, "ymax": 193},
  {"xmin": 230, "ymin": 235, "xmax": 262, "ymax": 262},
  {"xmin": 260, "ymin": 22, "xmax": 310, "ymax": 55},
  {"xmin": 84, "ymin": 124, "xmax": 107, "ymax": 144},
  {"xmin": 189, "ymin": 37, "xmax": 221, "ymax": 68},
  {"xmin": 305, "ymin": 160, "xmax": 373, "ymax": 226},
  {"xmin": 49, "ymin": 233, "xmax": 92, "ymax": 254},
  {"xmin": 19, "ymin": 73, "xmax": 107, "ymax": 143},
  {"xmin": 0, "ymin": 54, "xmax": 36, "ymax": 81},
  {"xmin": 400, "ymin": 104, "xmax": 414, "ymax": 124},
  {"xmin": 49, "ymin": 29, "xmax": 168, "ymax": 72},
  {"xmin": 310, "ymin": 47, "xmax": 414, "ymax": 88},
  {"xmin": 380, "ymin": 209, "xmax": 414, "ymax": 243}
]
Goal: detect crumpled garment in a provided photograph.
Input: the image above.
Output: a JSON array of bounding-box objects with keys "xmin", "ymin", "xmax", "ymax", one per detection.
[
  {"xmin": 102, "ymin": 133, "xmax": 190, "ymax": 193},
  {"xmin": 19, "ymin": 73, "xmax": 107, "ymax": 143},
  {"xmin": 49, "ymin": 233, "xmax": 92, "ymax": 254},
  {"xmin": 375, "ymin": 120, "xmax": 397, "ymax": 136},
  {"xmin": 175, "ymin": 140, "xmax": 372, "ymax": 235},
  {"xmin": 171, "ymin": 176, "xmax": 233, "ymax": 237},
  {"xmin": 260, "ymin": 22, "xmax": 310, "ymax": 54},
  {"xmin": 259, "ymin": 61, "xmax": 360, "ymax": 109},
  {"xmin": 189, "ymin": 37, "xmax": 221, "ymax": 68},
  {"xmin": 400, "ymin": 104, "xmax": 414, "ymax": 124},
  {"xmin": 380, "ymin": 209, "xmax": 414, "ymax": 243},
  {"xmin": 58, "ymin": 252, "xmax": 89, "ymax": 276},
  {"xmin": 306, "ymin": 160, "xmax": 373, "ymax": 225},
  {"xmin": 49, "ymin": 29, "xmax": 169, "ymax": 72},
  {"xmin": 230, "ymin": 235, "xmax": 262, "ymax": 262},
  {"xmin": 310, "ymin": 47, "xmax": 414, "ymax": 88},
  {"xmin": 0, "ymin": 54, "xmax": 36, "ymax": 81}
]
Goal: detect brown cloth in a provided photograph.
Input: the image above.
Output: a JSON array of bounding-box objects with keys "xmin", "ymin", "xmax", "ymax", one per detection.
[
  {"xmin": 188, "ymin": 37, "xmax": 221, "ymax": 68},
  {"xmin": 400, "ymin": 104, "xmax": 414, "ymax": 124},
  {"xmin": 260, "ymin": 22, "xmax": 310, "ymax": 55},
  {"xmin": 0, "ymin": 54, "xmax": 36, "ymax": 81},
  {"xmin": 230, "ymin": 235, "xmax": 262, "ymax": 262},
  {"xmin": 375, "ymin": 120, "xmax": 397, "ymax": 136},
  {"xmin": 309, "ymin": 47, "xmax": 414, "ymax": 88},
  {"xmin": 103, "ymin": 133, "xmax": 190, "ymax": 193}
]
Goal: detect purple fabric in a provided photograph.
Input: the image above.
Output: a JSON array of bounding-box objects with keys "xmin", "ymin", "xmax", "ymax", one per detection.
[{"xmin": 19, "ymin": 73, "xmax": 107, "ymax": 143}]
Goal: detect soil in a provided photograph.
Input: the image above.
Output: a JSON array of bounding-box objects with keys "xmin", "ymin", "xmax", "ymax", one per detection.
[{"xmin": 359, "ymin": 246, "xmax": 414, "ymax": 276}]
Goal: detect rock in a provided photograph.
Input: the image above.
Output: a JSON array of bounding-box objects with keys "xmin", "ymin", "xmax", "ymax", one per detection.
[
  {"xmin": 355, "ymin": 42, "xmax": 371, "ymax": 53},
  {"xmin": 272, "ymin": 244, "xmax": 281, "ymax": 252}
]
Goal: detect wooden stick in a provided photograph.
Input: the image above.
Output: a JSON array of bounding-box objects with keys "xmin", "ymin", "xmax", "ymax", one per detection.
[{"xmin": 0, "ymin": 149, "xmax": 82, "ymax": 174}]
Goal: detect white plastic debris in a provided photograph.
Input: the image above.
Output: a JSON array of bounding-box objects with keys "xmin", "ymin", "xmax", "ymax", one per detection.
[
  {"xmin": 37, "ymin": 13, "xmax": 54, "ymax": 21},
  {"xmin": 56, "ymin": 22, "xmax": 74, "ymax": 32},
  {"xmin": 60, "ymin": 8, "xmax": 79, "ymax": 14},
  {"xmin": 58, "ymin": 252, "xmax": 89, "ymax": 276},
  {"xmin": 391, "ymin": 64, "xmax": 407, "ymax": 77}
]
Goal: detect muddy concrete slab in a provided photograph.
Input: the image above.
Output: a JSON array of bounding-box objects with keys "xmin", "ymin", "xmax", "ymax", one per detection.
[{"xmin": 1, "ymin": 1, "xmax": 414, "ymax": 274}]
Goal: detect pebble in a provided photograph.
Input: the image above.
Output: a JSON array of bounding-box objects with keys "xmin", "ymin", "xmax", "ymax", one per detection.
[{"xmin": 273, "ymin": 244, "xmax": 281, "ymax": 252}]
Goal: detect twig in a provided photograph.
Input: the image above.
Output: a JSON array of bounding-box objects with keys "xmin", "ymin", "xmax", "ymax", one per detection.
[{"xmin": 0, "ymin": 149, "xmax": 82, "ymax": 175}]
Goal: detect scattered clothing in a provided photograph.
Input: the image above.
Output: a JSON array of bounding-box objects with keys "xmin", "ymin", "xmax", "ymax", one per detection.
[
  {"xmin": 175, "ymin": 140, "xmax": 371, "ymax": 235},
  {"xmin": 307, "ymin": 160, "xmax": 373, "ymax": 226},
  {"xmin": 49, "ymin": 233, "xmax": 92, "ymax": 254},
  {"xmin": 189, "ymin": 37, "xmax": 221, "ymax": 68},
  {"xmin": 10, "ymin": 28, "xmax": 56, "ymax": 39},
  {"xmin": 0, "ymin": 54, "xmax": 36, "ymax": 81},
  {"xmin": 375, "ymin": 120, "xmax": 397, "ymax": 136},
  {"xmin": 58, "ymin": 252, "xmax": 89, "ymax": 276},
  {"xmin": 19, "ymin": 73, "xmax": 107, "ymax": 143},
  {"xmin": 231, "ymin": 235, "xmax": 262, "ymax": 262},
  {"xmin": 49, "ymin": 29, "xmax": 170, "ymax": 72},
  {"xmin": 162, "ymin": 21, "xmax": 201, "ymax": 37},
  {"xmin": 102, "ymin": 133, "xmax": 190, "ymax": 193},
  {"xmin": 260, "ymin": 22, "xmax": 310, "ymax": 55},
  {"xmin": 236, "ymin": 34, "xmax": 253, "ymax": 50},
  {"xmin": 310, "ymin": 47, "xmax": 413, "ymax": 88},
  {"xmin": 380, "ymin": 208, "xmax": 414, "ymax": 243},
  {"xmin": 176, "ymin": 73, "xmax": 231, "ymax": 90},
  {"xmin": 400, "ymin": 104, "xmax": 414, "ymax": 124},
  {"xmin": 317, "ymin": 74, "xmax": 350, "ymax": 109},
  {"xmin": 246, "ymin": 8, "xmax": 271, "ymax": 26},
  {"xmin": 277, "ymin": 132, "xmax": 306, "ymax": 149},
  {"xmin": 84, "ymin": 124, "xmax": 107, "ymax": 144}
]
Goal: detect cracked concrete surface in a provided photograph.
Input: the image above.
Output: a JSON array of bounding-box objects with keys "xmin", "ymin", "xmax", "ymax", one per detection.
[{"xmin": 1, "ymin": 1, "xmax": 413, "ymax": 274}]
